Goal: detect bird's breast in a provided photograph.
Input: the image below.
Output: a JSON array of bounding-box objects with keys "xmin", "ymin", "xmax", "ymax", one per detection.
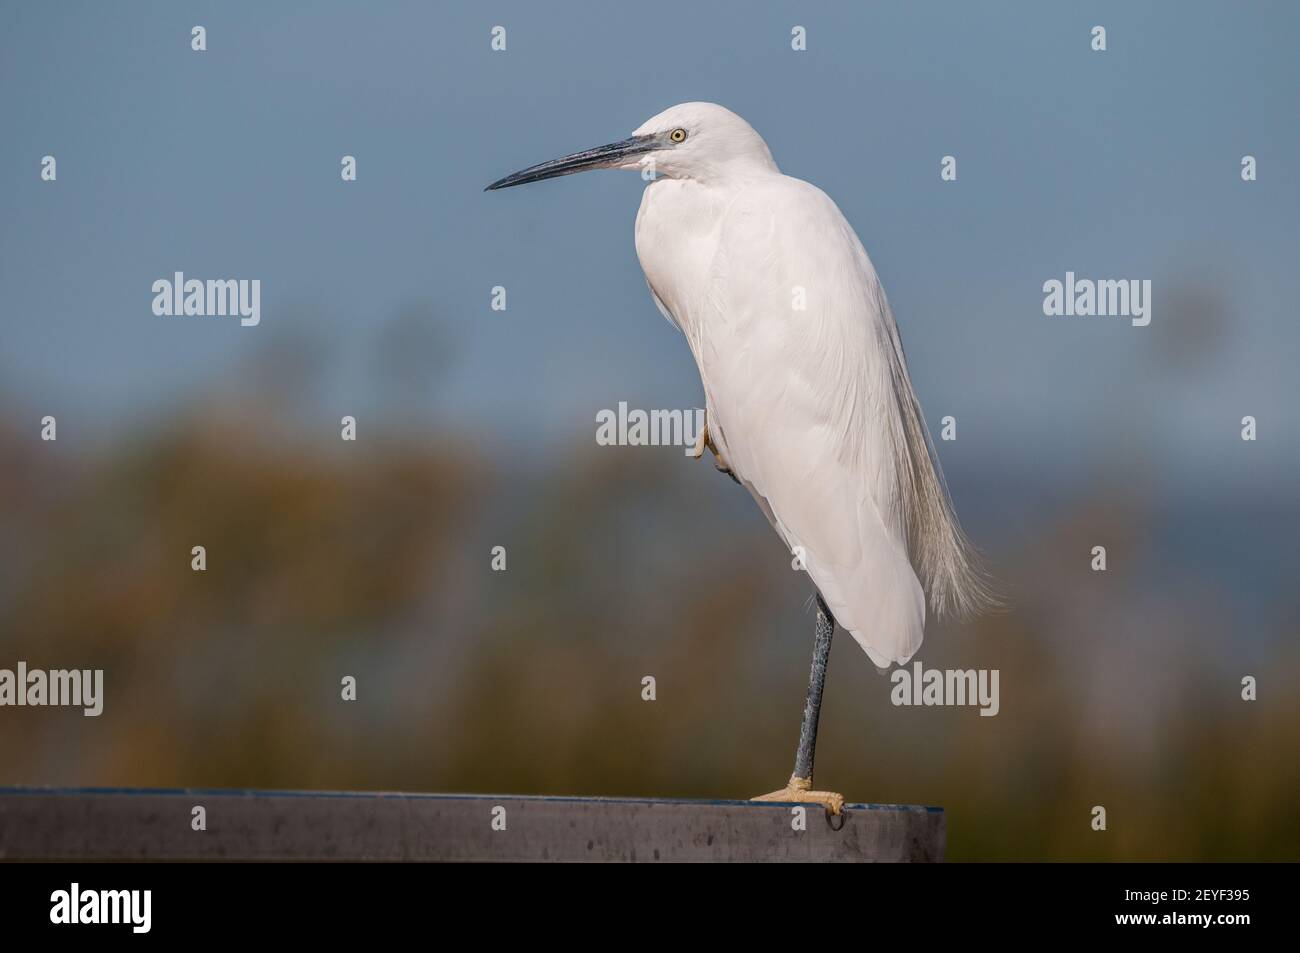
[{"xmin": 634, "ymin": 179, "xmax": 732, "ymax": 342}]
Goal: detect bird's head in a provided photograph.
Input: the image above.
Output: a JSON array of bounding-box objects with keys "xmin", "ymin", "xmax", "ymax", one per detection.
[{"xmin": 484, "ymin": 102, "xmax": 777, "ymax": 191}]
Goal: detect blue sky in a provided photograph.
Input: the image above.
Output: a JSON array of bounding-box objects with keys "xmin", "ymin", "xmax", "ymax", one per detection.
[{"xmin": 2, "ymin": 1, "xmax": 1296, "ymax": 497}]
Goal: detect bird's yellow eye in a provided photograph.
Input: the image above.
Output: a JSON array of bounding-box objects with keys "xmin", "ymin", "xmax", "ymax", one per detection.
[{"xmin": 669, "ymin": 128, "xmax": 687, "ymax": 143}]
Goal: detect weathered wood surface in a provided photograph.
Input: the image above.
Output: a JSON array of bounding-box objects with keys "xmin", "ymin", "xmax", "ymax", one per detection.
[{"xmin": 0, "ymin": 787, "xmax": 945, "ymax": 862}]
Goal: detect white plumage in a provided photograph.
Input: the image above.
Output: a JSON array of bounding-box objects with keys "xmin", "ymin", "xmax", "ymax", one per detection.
[
  {"xmin": 630, "ymin": 103, "xmax": 993, "ymax": 667},
  {"xmin": 487, "ymin": 101, "xmax": 996, "ymax": 807}
]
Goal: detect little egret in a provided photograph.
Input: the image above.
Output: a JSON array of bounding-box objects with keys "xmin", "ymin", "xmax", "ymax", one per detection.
[{"xmin": 487, "ymin": 103, "xmax": 994, "ymax": 815}]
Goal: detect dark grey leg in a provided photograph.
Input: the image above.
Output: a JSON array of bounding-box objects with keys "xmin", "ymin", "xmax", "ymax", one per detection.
[
  {"xmin": 792, "ymin": 594, "xmax": 835, "ymax": 783},
  {"xmin": 751, "ymin": 592, "xmax": 845, "ymax": 816}
]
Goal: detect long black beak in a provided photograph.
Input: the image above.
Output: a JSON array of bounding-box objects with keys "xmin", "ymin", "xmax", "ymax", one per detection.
[{"xmin": 484, "ymin": 134, "xmax": 659, "ymax": 191}]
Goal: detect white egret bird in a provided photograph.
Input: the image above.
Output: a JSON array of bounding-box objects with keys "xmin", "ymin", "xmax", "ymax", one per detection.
[{"xmin": 487, "ymin": 103, "xmax": 994, "ymax": 814}]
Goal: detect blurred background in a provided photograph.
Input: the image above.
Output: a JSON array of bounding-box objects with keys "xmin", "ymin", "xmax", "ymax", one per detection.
[{"xmin": 1, "ymin": 2, "xmax": 1297, "ymax": 860}]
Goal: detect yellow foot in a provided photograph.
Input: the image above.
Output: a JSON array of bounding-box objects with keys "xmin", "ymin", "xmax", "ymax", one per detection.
[
  {"xmin": 688, "ymin": 415, "xmax": 736, "ymax": 479},
  {"xmin": 687, "ymin": 418, "xmax": 708, "ymax": 459},
  {"xmin": 707, "ymin": 432, "xmax": 731, "ymax": 473},
  {"xmin": 751, "ymin": 775, "xmax": 845, "ymax": 816}
]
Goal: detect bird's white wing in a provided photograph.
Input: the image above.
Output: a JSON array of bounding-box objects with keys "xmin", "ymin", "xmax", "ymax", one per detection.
[
  {"xmin": 647, "ymin": 285, "xmax": 680, "ymax": 330},
  {"xmin": 695, "ymin": 176, "xmax": 930, "ymax": 666}
]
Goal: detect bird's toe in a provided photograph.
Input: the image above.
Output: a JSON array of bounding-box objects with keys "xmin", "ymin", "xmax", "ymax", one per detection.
[{"xmin": 751, "ymin": 780, "xmax": 845, "ymax": 816}]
